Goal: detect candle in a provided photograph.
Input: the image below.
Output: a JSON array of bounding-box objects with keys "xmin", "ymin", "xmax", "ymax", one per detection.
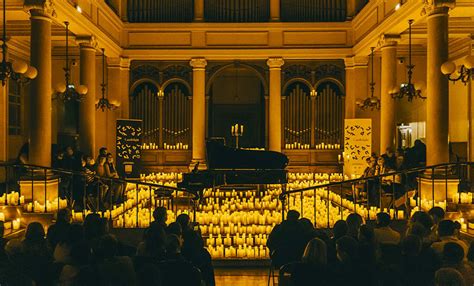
[{"xmin": 241, "ymin": 125, "xmax": 244, "ymax": 133}]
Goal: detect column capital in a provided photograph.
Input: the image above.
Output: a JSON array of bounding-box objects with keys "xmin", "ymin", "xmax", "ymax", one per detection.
[
  {"xmin": 344, "ymin": 56, "xmax": 368, "ymax": 68},
  {"xmin": 107, "ymin": 57, "xmax": 131, "ymax": 69},
  {"xmin": 377, "ymin": 34, "xmax": 401, "ymax": 49},
  {"xmin": 266, "ymin": 57, "xmax": 284, "ymax": 69},
  {"xmin": 190, "ymin": 58, "xmax": 207, "ymax": 69},
  {"xmin": 24, "ymin": 0, "xmax": 56, "ymax": 19},
  {"xmin": 421, "ymin": 0, "xmax": 455, "ymax": 16},
  {"xmin": 76, "ymin": 35, "xmax": 98, "ymax": 50}
]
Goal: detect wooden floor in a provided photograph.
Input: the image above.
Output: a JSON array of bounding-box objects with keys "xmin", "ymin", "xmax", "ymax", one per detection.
[{"xmin": 215, "ymin": 268, "xmax": 270, "ymax": 286}]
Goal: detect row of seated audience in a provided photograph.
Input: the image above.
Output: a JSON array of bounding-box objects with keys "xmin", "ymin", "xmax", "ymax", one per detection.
[
  {"xmin": 0, "ymin": 207, "xmax": 215, "ymax": 286},
  {"xmin": 360, "ymin": 142, "xmax": 426, "ymax": 207},
  {"xmin": 268, "ymin": 207, "xmax": 474, "ymax": 286}
]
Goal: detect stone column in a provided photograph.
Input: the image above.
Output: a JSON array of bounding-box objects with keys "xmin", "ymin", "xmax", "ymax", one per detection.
[
  {"xmin": 424, "ymin": 2, "xmax": 453, "ymax": 166},
  {"xmin": 26, "ymin": 4, "xmax": 54, "ymax": 167},
  {"xmin": 267, "ymin": 58, "xmax": 284, "ymax": 152},
  {"xmin": 378, "ymin": 35, "xmax": 400, "ymax": 154},
  {"xmin": 0, "ymin": 84, "xmax": 6, "ymax": 162},
  {"xmin": 344, "ymin": 56, "xmax": 368, "ymax": 119},
  {"xmin": 310, "ymin": 91, "xmax": 317, "ymax": 148},
  {"xmin": 194, "ymin": 0, "xmax": 204, "ymax": 21},
  {"xmin": 270, "ymin": 0, "xmax": 280, "ymax": 21},
  {"xmin": 77, "ymin": 37, "xmax": 97, "ymax": 158},
  {"xmin": 190, "ymin": 58, "xmax": 207, "ymax": 169}
]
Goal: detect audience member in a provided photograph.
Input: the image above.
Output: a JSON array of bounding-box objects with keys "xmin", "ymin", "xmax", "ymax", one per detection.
[
  {"xmin": 291, "ymin": 238, "xmax": 330, "ymax": 286},
  {"xmin": 381, "ymin": 146, "xmax": 397, "ymax": 170},
  {"xmin": 21, "ymin": 222, "xmax": 53, "ymax": 285},
  {"xmin": 346, "ymin": 213, "xmax": 363, "ymax": 240},
  {"xmin": 267, "ymin": 210, "xmax": 308, "ymax": 268},
  {"xmin": 374, "ymin": 212, "xmax": 401, "ymax": 245},
  {"xmin": 182, "ymin": 230, "xmax": 215, "ymax": 286},
  {"xmin": 435, "ymin": 268, "xmax": 466, "ymax": 286},
  {"xmin": 47, "ymin": 208, "xmax": 72, "ymax": 250},
  {"xmin": 152, "ymin": 206, "xmax": 168, "ymax": 228},
  {"xmin": 442, "ymin": 242, "xmax": 474, "ymax": 285},
  {"xmin": 432, "ymin": 220, "xmax": 469, "ymax": 259}
]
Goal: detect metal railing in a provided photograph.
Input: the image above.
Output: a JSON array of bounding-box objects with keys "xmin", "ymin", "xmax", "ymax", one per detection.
[
  {"xmin": 0, "ymin": 163, "xmax": 199, "ymax": 228},
  {"xmin": 279, "ymin": 162, "xmax": 472, "ymax": 227}
]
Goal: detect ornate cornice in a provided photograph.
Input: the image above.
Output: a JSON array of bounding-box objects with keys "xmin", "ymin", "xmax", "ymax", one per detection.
[
  {"xmin": 377, "ymin": 34, "xmax": 401, "ymax": 49},
  {"xmin": 266, "ymin": 57, "xmax": 285, "ymax": 69},
  {"xmin": 421, "ymin": 0, "xmax": 455, "ymax": 16},
  {"xmin": 108, "ymin": 57, "xmax": 131, "ymax": 69},
  {"xmin": 24, "ymin": 0, "xmax": 56, "ymax": 19},
  {"xmin": 189, "ymin": 58, "xmax": 207, "ymax": 69},
  {"xmin": 344, "ymin": 56, "xmax": 368, "ymax": 68}
]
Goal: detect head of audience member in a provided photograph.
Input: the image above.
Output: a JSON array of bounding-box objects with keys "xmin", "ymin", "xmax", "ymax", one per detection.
[
  {"xmin": 377, "ymin": 157, "xmax": 385, "ymax": 168},
  {"xmin": 166, "ymin": 234, "xmax": 182, "ymax": 256},
  {"xmin": 106, "ymin": 153, "xmax": 114, "ymax": 164},
  {"xmin": 153, "ymin": 207, "xmax": 168, "ymax": 226},
  {"xmin": 346, "ymin": 213, "xmax": 363, "ymax": 239},
  {"xmin": 99, "ymin": 147, "xmax": 108, "ymax": 157},
  {"xmin": 56, "ymin": 151, "xmax": 64, "ymax": 161},
  {"xmin": 369, "ymin": 156, "xmax": 377, "ymax": 168},
  {"xmin": 401, "ymin": 235, "xmax": 422, "ymax": 257},
  {"xmin": 376, "ymin": 212, "xmax": 391, "ymax": 228},
  {"xmin": 407, "ymin": 222, "xmax": 430, "ymax": 240},
  {"xmin": 410, "ymin": 211, "xmax": 434, "ymax": 231},
  {"xmin": 333, "ymin": 220, "xmax": 348, "ymax": 240},
  {"xmin": 365, "ymin": 157, "xmax": 372, "ymax": 168},
  {"xmin": 176, "ymin": 213, "xmax": 191, "ymax": 232},
  {"xmin": 395, "ymin": 154, "xmax": 405, "ymax": 169},
  {"xmin": 56, "ymin": 208, "xmax": 72, "ymax": 225},
  {"xmin": 435, "ymin": 268, "xmax": 466, "ymax": 286},
  {"xmin": 24, "ymin": 222, "xmax": 45, "ymax": 243},
  {"xmin": 93, "ymin": 234, "xmax": 118, "ymax": 261},
  {"xmin": 286, "ymin": 210, "xmax": 300, "ymax": 222},
  {"xmin": 467, "ymin": 241, "xmax": 474, "ymax": 263},
  {"xmin": 142, "ymin": 223, "xmax": 167, "ymax": 258},
  {"xmin": 438, "ymin": 220, "xmax": 456, "ymax": 238},
  {"xmin": 302, "ymin": 238, "xmax": 327, "ymax": 266},
  {"xmin": 385, "ymin": 147, "xmax": 395, "ymax": 158},
  {"xmin": 86, "ymin": 156, "xmax": 95, "ymax": 167},
  {"xmin": 336, "ymin": 236, "xmax": 358, "ymax": 263},
  {"xmin": 84, "ymin": 213, "xmax": 105, "ymax": 241},
  {"xmin": 358, "ymin": 224, "xmax": 375, "ymax": 244},
  {"xmin": 299, "ymin": 218, "xmax": 314, "ymax": 233},
  {"xmin": 167, "ymin": 222, "xmax": 183, "ymax": 238},
  {"xmin": 429, "ymin": 207, "xmax": 446, "ymax": 225},
  {"xmin": 443, "ymin": 242, "xmax": 464, "ymax": 267},
  {"xmin": 65, "ymin": 146, "xmax": 74, "ymax": 157}
]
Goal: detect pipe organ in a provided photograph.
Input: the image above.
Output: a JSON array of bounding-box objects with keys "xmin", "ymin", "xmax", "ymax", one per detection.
[
  {"xmin": 162, "ymin": 84, "xmax": 192, "ymax": 148},
  {"xmin": 130, "ymin": 82, "xmax": 160, "ymax": 145},
  {"xmin": 281, "ymin": 0, "xmax": 347, "ymax": 22},
  {"xmin": 127, "ymin": 0, "xmax": 194, "ymax": 22},
  {"xmin": 205, "ymin": 0, "xmax": 270, "ymax": 22},
  {"xmin": 315, "ymin": 82, "xmax": 344, "ymax": 146},
  {"xmin": 283, "ymin": 83, "xmax": 312, "ymax": 148}
]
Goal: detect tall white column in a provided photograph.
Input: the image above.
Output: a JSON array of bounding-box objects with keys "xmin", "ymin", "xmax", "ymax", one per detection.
[
  {"xmin": 424, "ymin": 2, "xmax": 453, "ymax": 166},
  {"xmin": 378, "ymin": 35, "xmax": 399, "ymax": 154},
  {"xmin": 267, "ymin": 57, "xmax": 284, "ymax": 152},
  {"xmin": 190, "ymin": 58, "xmax": 207, "ymax": 169},
  {"xmin": 26, "ymin": 4, "xmax": 54, "ymax": 167},
  {"xmin": 77, "ymin": 37, "xmax": 97, "ymax": 158}
]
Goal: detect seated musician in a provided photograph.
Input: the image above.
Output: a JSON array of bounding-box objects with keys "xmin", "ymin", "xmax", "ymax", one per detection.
[
  {"xmin": 84, "ymin": 156, "xmax": 108, "ymax": 210},
  {"xmin": 378, "ymin": 155, "xmax": 407, "ymax": 207}
]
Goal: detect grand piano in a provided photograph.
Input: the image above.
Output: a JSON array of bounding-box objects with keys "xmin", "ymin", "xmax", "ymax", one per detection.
[{"xmin": 178, "ymin": 138, "xmax": 289, "ymax": 193}]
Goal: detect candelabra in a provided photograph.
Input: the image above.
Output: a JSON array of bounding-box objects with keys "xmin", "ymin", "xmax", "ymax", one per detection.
[
  {"xmin": 390, "ymin": 19, "xmax": 425, "ymax": 102},
  {"xmin": 231, "ymin": 124, "xmax": 244, "ymax": 149},
  {"xmin": 96, "ymin": 48, "xmax": 118, "ymax": 111},
  {"xmin": 0, "ymin": 0, "xmax": 37, "ymax": 86},
  {"xmin": 356, "ymin": 47, "xmax": 380, "ymax": 110},
  {"xmin": 441, "ymin": 55, "xmax": 474, "ymax": 84},
  {"xmin": 54, "ymin": 22, "xmax": 87, "ymax": 102}
]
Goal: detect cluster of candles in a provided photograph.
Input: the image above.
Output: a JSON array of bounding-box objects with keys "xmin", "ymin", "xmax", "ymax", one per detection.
[
  {"xmin": 208, "ymin": 244, "xmax": 269, "ymax": 259},
  {"xmin": 285, "ymin": 142, "xmax": 311, "ymax": 150},
  {"xmin": 231, "ymin": 124, "xmax": 244, "ymax": 135},
  {"xmin": 315, "ymin": 143, "xmax": 340, "ymax": 150},
  {"xmin": 0, "ymin": 192, "xmax": 25, "ymax": 206},
  {"xmin": 0, "ymin": 213, "xmax": 21, "ymax": 231},
  {"xmin": 141, "ymin": 143, "xmax": 190, "ymax": 150},
  {"xmin": 409, "ymin": 198, "xmax": 447, "ymax": 212},
  {"xmin": 140, "ymin": 172, "xmax": 182, "ymax": 188},
  {"xmin": 453, "ymin": 193, "xmax": 473, "ymax": 204},
  {"xmin": 23, "ymin": 198, "xmax": 68, "ymax": 213}
]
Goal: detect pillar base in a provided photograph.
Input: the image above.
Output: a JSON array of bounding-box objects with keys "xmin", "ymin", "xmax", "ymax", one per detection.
[
  {"xmin": 189, "ymin": 160, "xmax": 207, "ymax": 172},
  {"xmin": 417, "ymin": 175, "xmax": 459, "ymax": 206},
  {"xmin": 19, "ymin": 177, "xmax": 60, "ymax": 206}
]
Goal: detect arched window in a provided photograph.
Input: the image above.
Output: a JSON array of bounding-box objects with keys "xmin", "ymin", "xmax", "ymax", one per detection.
[
  {"xmin": 130, "ymin": 82, "xmax": 159, "ymax": 144},
  {"xmin": 162, "ymin": 83, "xmax": 192, "ymax": 147},
  {"xmin": 314, "ymin": 81, "xmax": 344, "ymax": 145},
  {"xmin": 283, "ymin": 82, "xmax": 312, "ymax": 147}
]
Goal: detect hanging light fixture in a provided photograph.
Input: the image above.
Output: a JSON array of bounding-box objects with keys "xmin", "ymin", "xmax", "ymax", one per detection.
[
  {"xmin": 0, "ymin": 0, "xmax": 37, "ymax": 86},
  {"xmin": 390, "ymin": 19, "xmax": 425, "ymax": 101},
  {"xmin": 356, "ymin": 47, "xmax": 380, "ymax": 110},
  {"xmin": 54, "ymin": 21, "xmax": 87, "ymax": 102},
  {"xmin": 96, "ymin": 48, "xmax": 117, "ymax": 111},
  {"xmin": 441, "ymin": 55, "xmax": 474, "ymax": 84}
]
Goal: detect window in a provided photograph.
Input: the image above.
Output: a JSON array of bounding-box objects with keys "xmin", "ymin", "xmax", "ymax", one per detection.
[{"xmin": 8, "ymin": 80, "xmax": 21, "ymax": 135}]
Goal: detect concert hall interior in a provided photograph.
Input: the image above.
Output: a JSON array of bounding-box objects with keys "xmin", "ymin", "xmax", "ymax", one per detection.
[{"xmin": 1, "ymin": 0, "xmax": 474, "ymax": 285}]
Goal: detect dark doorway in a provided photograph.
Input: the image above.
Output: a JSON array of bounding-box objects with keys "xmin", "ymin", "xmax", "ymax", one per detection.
[{"xmin": 208, "ymin": 64, "xmax": 265, "ymax": 148}]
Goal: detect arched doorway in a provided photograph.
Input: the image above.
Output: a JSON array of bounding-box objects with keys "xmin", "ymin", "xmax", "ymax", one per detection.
[{"xmin": 208, "ymin": 64, "xmax": 266, "ymax": 148}]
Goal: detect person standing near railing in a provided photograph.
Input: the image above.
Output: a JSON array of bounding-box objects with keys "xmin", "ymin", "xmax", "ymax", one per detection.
[{"xmin": 105, "ymin": 153, "xmax": 124, "ymax": 204}]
